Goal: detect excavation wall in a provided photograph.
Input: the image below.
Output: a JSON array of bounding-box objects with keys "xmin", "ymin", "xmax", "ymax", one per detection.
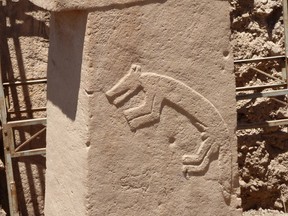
[{"xmin": 231, "ymin": 0, "xmax": 288, "ymax": 212}]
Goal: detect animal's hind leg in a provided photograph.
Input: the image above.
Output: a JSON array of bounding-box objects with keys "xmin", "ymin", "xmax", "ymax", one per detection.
[
  {"xmin": 182, "ymin": 137, "xmax": 218, "ymax": 165},
  {"xmin": 182, "ymin": 143, "xmax": 218, "ymax": 174},
  {"xmin": 182, "ymin": 156, "xmax": 210, "ymax": 174}
]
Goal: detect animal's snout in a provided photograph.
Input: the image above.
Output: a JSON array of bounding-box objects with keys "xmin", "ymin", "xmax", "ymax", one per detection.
[
  {"xmin": 105, "ymin": 88, "xmax": 122, "ymax": 105},
  {"xmin": 105, "ymin": 64, "xmax": 142, "ymax": 105},
  {"xmin": 105, "ymin": 88, "xmax": 116, "ymax": 99}
]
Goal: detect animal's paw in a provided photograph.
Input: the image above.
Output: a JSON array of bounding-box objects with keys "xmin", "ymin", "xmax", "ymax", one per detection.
[
  {"xmin": 123, "ymin": 109, "xmax": 137, "ymax": 121},
  {"xmin": 127, "ymin": 119, "xmax": 139, "ymax": 132},
  {"xmin": 182, "ymin": 165, "xmax": 201, "ymax": 177},
  {"xmin": 182, "ymin": 165, "xmax": 190, "ymax": 179},
  {"xmin": 182, "ymin": 165, "xmax": 194, "ymax": 175},
  {"xmin": 182, "ymin": 154, "xmax": 201, "ymax": 165},
  {"xmin": 182, "ymin": 164, "xmax": 205, "ymax": 175}
]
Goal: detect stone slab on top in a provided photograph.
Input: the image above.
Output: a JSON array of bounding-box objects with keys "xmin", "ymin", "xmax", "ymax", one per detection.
[{"xmin": 29, "ymin": 0, "xmax": 153, "ymax": 11}]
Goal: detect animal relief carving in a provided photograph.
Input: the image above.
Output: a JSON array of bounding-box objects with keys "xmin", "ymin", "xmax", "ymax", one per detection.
[{"xmin": 105, "ymin": 64, "xmax": 232, "ymax": 202}]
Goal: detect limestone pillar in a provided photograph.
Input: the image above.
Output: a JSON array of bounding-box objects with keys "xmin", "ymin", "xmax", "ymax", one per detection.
[{"xmin": 29, "ymin": 0, "xmax": 241, "ymax": 215}]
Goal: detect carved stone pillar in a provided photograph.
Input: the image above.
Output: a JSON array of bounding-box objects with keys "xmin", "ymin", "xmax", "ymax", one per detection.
[{"xmin": 30, "ymin": 0, "xmax": 241, "ymax": 215}]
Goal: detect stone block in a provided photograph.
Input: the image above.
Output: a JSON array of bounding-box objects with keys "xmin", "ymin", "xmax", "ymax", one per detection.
[{"xmin": 33, "ymin": 0, "xmax": 241, "ymax": 215}]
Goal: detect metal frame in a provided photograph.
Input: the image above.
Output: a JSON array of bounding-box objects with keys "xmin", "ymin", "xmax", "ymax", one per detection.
[
  {"xmin": 236, "ymin": 89, "xmax": 288, "ymax": 100},
  {"xmin": 236, "ymin": 83, "xmax": 286, "ymax": 91},
  {"xmin": 234, "ymin": 0, "xmax": 288, "ymax": 130},
  {"xmin": 234, "ymin": 55, "xmax": 285, "ymax": 63},
  {"xmin": 238, "ymin": 119, "xmax": 288, "ymax": 130},
  {"xmin": 0, "ymin": 53, "xmax": 47, "ymax": 215}
]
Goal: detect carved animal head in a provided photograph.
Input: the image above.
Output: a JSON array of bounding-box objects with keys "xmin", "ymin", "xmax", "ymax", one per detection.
[{"xmin": 105, "ymin": 64, "xmax": 142, "ymax": 106}]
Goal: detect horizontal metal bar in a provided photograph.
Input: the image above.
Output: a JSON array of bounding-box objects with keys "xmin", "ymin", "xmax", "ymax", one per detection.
[
  {"xmin": 234, "ymin": 55, "xmax": 285, "ymax": 63},
  {"xmin": 3, "ymin": 79, "xmax": 47, "ymax": 86},
  {"xmin": 11, "ymin": 148, "xmax": 46, "ymax": 158},
  {"xmin": 236, "ymin": 83, "xmax": 286, "ymax": 91},
  {"xmin": 7, "ymin": 118, "xmax": 46, "ymax": 127},
  {"xmin": 270, "ymin": 98, "xmax": 288, "ymax": 106},
  {"xmin": 237, "ymin": 118, "xmax": 288, "ymax": 130},
  {"xmin": 236, "ymin": 89, "xmax": 288, "ymax": 100},
  {"xmin": 250, "ymin": 67, "xmax": 285, "ymax": 83},
  {"xmin": 8, "ymin": 107, "xmax": 46, "ymax": 114}
]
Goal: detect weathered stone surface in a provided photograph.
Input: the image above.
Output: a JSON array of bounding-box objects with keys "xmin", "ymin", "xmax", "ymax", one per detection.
[{"xmin": 41, "ymin": 0, "xmax": 241, "ymax": 215}]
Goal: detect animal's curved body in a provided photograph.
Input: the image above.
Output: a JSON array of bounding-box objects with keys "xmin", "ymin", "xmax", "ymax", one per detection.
[{"xmin": 106, "ymin": 65, "xmax": 232, "ymax": 202}]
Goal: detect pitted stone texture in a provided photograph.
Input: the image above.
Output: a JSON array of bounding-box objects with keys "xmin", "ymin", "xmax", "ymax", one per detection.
[
  {"xmin": 29, "ymin": 0, "xmax": 151, "ymax": 11},
  {"xmin": 43, "ymin": 0, "xmax": 240, "ymax": 215}
]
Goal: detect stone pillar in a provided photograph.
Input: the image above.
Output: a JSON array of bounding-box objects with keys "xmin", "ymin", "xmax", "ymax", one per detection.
[
  {"xmin": 30, "ymin": 0, "xmax": 241, "ymax": 215},
  {"xmin": 44, "ymin": 10, "xmax": 89, "ymax": 216}
]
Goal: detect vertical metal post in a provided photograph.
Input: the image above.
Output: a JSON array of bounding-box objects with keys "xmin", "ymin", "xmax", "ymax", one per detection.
[
  {"xmin": 282, "ymin": 0, "xmax": 288, "ymax": 87},
  {"xmin": 3, "ymin": 126, "xmax": 19, "ymax": 216},
  {"xmin": 0, "ymin": 51, "xmax": 19, "ymax": 215}
]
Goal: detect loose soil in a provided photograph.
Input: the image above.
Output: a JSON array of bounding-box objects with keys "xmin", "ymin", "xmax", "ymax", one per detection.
[{"xmin": 244, "ymin": 208, "xmax": 287, "ymax": 215}]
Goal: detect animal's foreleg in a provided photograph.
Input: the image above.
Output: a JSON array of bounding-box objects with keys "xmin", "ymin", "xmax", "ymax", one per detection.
[
  {"xmin": 182, "ymin": 137, "xmax": 218, "ymax": 165},
  {"xmin": 123, "ymin": 91, "xmax": 155, "ymax": 121},
  {"xmin": 128, "ymin": 94, "xmax": 163, "ymax": 130}
]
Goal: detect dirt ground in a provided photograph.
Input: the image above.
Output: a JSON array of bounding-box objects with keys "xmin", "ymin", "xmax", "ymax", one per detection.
[
  {"xmin": 244, "ymin": 209, "xmax": 287, "ymax": 215},
  {"xmin": 230, "ymin": 0, "xmax": 288, "ymax": 214}
]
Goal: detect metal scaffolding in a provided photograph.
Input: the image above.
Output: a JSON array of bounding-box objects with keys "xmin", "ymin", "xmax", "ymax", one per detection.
[
  {"xmin": 235, "ymin": 0, "xmax": 288, "ymax": 130},
  {"xmin": 0, "ymin": 54, "xmax": 47, "ymax": 215}
]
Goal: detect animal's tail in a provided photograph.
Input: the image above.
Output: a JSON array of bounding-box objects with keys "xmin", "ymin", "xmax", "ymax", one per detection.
[{"xmin": 217, "ymin": 126, "xmax": 232, "ymax": 204}]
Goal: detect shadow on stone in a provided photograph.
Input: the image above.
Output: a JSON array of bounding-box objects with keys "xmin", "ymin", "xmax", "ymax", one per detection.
[{"xmin": 47, "ymin": 11, "xmax": 88, "ymax": 121}]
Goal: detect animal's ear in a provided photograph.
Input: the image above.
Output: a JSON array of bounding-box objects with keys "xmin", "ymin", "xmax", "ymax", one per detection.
[{"xmin": 131, "ymin": 64, "xmax": 141, "ymax": 73}]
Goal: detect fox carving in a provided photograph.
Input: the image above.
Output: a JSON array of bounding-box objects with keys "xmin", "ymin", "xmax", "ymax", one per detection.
[{"xmin": 105, "ymin": 64, "xmax": 232, "ymax": 202}]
